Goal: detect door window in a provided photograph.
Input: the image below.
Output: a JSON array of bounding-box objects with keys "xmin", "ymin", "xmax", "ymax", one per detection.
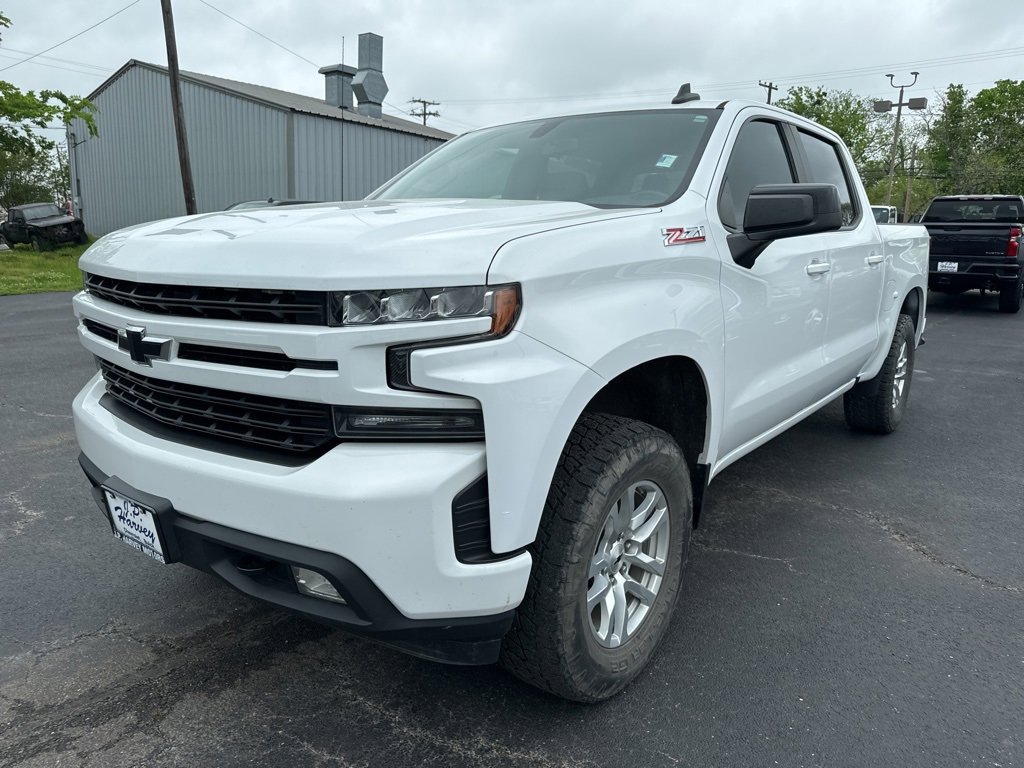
[
  {"xmin": 797, "ymin": 131, "xmax": 858, "ymax": 226},
  {"xmin": 718, "ymin": 120, "xmax": 795, "ymax": 230}
]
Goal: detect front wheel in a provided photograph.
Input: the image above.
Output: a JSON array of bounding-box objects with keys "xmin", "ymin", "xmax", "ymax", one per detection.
[
  {"xmin": 998, "ymin": 277, "xmax": 1023, "ymax": 314},
  {"xmin": 30, "ymin": 234, "xmax": 51, "ymax": 252},
  {"xmin": 500, "ymin": 413, "xmax": 691, "ymax": 702},
  {"xmin": 844, "ymin": 313, "xmax": 916, "ymax": 434}
]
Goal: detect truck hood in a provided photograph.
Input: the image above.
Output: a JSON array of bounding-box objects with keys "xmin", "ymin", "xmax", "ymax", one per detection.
[
  {"xmin": 81, "ymin": 199, "xmax": 655, "ymax": 289},
  {"xmin": 30, "ymin": 215, "xmax": 79, "ymax": 228}
]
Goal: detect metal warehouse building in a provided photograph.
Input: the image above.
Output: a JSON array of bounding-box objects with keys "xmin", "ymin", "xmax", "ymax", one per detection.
[{"xmin": 66, "ymin": 33, "xmax": 452, "ymax": 236}]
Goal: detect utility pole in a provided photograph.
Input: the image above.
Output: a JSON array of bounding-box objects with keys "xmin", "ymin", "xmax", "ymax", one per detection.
[
  {"xmin": 758, "ymin": 80, "xmax": 778, "ymax": 104},
  {"xmin": 903, "ymin": 144, "xmax": 917, "ymax": 222},
  {"xmin": 874, "ymin": 72, "xmax": 927, "ymax": 208},
  {"xmin": 409, "ymin": 97, "xmax": 441, "ymax": 126},
  {"xmin": 160, "ymin": 0, "xmax": 197, "ymax": 215}
]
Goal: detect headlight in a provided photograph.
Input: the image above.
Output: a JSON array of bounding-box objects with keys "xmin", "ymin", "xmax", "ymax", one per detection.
[{"xmin": 329, "ymin": 284, "xmax": 520, "ymax": 336}]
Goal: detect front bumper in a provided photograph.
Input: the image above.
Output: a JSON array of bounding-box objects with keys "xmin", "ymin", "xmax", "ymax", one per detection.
[
  {"xmin": 73, "ymin": 374, "xmax": 532, "ymax": 630},
  {"xmin": 78, "ymin": 453, "xmax": 515, "ymax": 664}
]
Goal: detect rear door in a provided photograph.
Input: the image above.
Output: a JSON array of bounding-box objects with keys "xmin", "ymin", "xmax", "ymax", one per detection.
[{"xmin": 792, "ymin": 128, "xmax": 883, "ymax": 386}]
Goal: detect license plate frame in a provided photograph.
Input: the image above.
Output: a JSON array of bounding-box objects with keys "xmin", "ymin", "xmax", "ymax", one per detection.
[
  {"xmin": 102, "ymin": 487, "xmax": 168, "ymax": 564},
  {"xmin": 937, "ymin": 261, "xmax": 958, "ymax": 273}
]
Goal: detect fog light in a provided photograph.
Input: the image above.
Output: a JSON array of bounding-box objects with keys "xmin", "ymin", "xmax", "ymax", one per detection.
[{"xmin": 291, "ymin": 566, "xmax": 347, "ymax": 604}]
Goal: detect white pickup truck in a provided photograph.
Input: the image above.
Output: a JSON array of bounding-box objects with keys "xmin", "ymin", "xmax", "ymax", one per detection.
[{"xmin": 72, "ymin": 91, "xmax": 928, "ymax": 702}]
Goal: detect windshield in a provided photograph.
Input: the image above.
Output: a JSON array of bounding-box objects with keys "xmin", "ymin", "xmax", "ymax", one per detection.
[
  {"xmin": 923, "ymin": 199, "xmax": 1023, "ymax": 223},
  {"xmin": 371, "ymin": 110, "xmax": 719, "ymax": 208},
  {"xmin": 21, "ymin": 203, "xmax": 63, "ymax": 220}
]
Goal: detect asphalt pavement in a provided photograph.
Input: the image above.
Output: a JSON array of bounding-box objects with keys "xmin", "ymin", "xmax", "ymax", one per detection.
[{"xmin": 1, "ymin": 290, "xmax": 1021, "ymax": 768}]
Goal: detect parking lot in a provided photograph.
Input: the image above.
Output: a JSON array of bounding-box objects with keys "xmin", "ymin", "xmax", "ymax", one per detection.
[{"xmin": 1, "ymin": 290, "xmax": 1021, "ymax": 767}]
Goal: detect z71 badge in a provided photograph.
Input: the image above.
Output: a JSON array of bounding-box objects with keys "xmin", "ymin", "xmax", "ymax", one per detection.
[{"xmin": 662, "ymin": 226, "xmax": 706, "ymax": 246}]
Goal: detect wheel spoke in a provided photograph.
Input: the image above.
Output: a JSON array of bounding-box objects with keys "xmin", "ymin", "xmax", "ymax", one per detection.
[
  {"xmin": 624, "ymin": 576, "xmax": 658, "ymax": 607},
  {"xmin": 613, "ymin": 489, "xmax": 633, "ymax": 534},
  {"xmin": 623, "ymin": 550, "xmax": 665, "ymax": 577},
  {"xmin": 631, "ymin": 506, "xmax": 668, "ymax": 543},
  {"xmin": 589, "ymin": 553, "xmax": 609, "ymax": 580},
  {"xmin": 608, "ymin": 578, "xmax": 629, "ymax": 647},
  {"xmin": 587, "ymin": 573, "xmax": 611, "ymax": 611},
  {"xmin": 629, "ymin": 487, "xmax": 660, "ymax": 531}
]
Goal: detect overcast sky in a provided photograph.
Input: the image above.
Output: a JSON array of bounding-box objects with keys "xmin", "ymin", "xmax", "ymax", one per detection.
[{"xmin": 3, "ymin": 0, "xmax": 1023, "ymax": 139}]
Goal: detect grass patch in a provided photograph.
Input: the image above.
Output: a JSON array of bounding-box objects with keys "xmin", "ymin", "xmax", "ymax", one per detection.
[{"xmin": 0, "ymin": 242, "xmax": 90, "ymax": 296}]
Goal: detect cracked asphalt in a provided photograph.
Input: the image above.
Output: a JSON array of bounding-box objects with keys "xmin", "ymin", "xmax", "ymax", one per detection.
[{"xmin": 1, "ymin": 290, "xmax": 1022, "ymax": 767}]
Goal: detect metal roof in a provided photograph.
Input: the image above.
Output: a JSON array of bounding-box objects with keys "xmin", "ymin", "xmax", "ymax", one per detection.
[{"xmin": 88, "ymin": 60, "xmax": 454, "ymax": 141}]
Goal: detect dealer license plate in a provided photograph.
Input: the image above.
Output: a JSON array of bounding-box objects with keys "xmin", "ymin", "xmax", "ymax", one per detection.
[
  {"xmin": 937, "ymin": 261, "xmax": 958, "ymax": 272},
  {"xmin": 103, "ymin": 488, "xmax": 166, "ymax": 563}
]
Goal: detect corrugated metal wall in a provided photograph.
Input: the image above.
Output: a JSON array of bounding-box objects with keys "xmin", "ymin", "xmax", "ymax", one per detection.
[
  {"xmin": 68, "ymin": 66, "xmax": 289, "ymax": 235},
  {"xmin": 292, "ymin": 114, "xmax": 441, "ymax": 201},
  {"xmin": 68, "ymin": 64, "xmax": 446, "ymax": 236}
]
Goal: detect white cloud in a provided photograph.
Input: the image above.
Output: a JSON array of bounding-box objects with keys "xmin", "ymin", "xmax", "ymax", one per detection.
[{"xmin": 3, "ymin": 0, "xmax": 1023, "ymax": 136}]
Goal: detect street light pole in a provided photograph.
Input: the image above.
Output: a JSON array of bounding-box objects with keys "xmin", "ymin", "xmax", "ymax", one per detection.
[{"xmin": 875, "ymin": 72, "xmax": 927, "ymax": 209}]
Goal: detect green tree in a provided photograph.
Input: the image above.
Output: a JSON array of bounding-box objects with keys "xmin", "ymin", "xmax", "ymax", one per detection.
[
  {"xmin": 774, "ymin": 86, "xmax": 890, "ymax": 171},
  {"xmin": 922, "ymin": 84, "xmax": 981, "ymax": 193},
  {"xmin": 970, "ymin": 79, "xmax": 1024, "ymax": 194},
  {"xmin": 0, "ymin": 12, "xmax": 97, "ymax": 157},
  {"xmin": 0, "ymin": 147, "xmax": 55, "ymax": 209}
]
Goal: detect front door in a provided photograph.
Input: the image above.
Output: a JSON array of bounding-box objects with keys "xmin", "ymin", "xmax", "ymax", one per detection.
[{"xmin": 707, "ymin": 116, "xmax": 834, "ymax": 459}]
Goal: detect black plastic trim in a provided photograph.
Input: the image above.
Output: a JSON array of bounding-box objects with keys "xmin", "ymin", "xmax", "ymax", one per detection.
[
  {"xmin": 85, "ymin": 273, "xmax": 330, "ymax": 326},
  {"xmin": 451, "ymin": 475, "xmax": 525, "ymax": 564},
  {"xmin": 99, "ymin": 394, "xmax": 330, "ymax": 467},
  {"xmin": 177, "ymin": 343, "xmax": 338, "ymax": 372},
  {"xmin": 78, "ymin": 453, "xmax": 516, "ymax": 665},
  {"xmin": 99, "ymin": 360, "xmax": 336, "ymax": 454}
]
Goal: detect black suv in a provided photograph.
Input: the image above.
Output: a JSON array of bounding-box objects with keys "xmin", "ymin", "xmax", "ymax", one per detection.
[{"xmin": 1, "ymin": 203, "xmax": 88, "ymax": 251}]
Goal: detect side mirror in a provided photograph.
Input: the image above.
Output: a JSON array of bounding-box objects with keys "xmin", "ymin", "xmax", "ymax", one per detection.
[{"xmin": 728, "ymin": 183, "xmax": 844, "ymax": 268}]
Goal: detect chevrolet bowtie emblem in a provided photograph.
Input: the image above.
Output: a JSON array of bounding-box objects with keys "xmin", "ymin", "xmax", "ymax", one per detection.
[{"xmin": 117, "ymin": 326, "xmax": 170, "ymax": 366}]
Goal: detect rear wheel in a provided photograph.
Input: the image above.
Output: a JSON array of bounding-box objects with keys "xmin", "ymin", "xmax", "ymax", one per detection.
[
  {"xmin": 844, "ymin": 313, "xmax": 915, "ymax": 434},
  {"xmin": 998, "ymin": 277, "xmax": 1023, "ymax": 314},
  {"xmin": 500, "ymin": 413, "xmax": 691, "ymax": 702}
]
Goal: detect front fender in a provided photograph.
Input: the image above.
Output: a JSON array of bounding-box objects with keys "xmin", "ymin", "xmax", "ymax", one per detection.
[{"xmin": 413, "ymin": 331, "xmax": 606, "ymax": 553}]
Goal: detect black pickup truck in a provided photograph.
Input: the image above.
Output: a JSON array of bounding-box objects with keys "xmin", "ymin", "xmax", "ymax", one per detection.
[
  {"xmin": 0, "ymin": 202, "xmax": 88, "ymax": 251},
  {"xmin": 922, "ymin": 195, "xmax": 1024, "ymax": 313}
]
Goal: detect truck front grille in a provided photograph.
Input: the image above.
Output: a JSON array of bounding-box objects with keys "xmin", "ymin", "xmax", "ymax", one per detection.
[
  {"xmin": 99, "ymin": 360, "xmax": 336, "ymax": 454},
  {"xmin": 85, "ymin": 273, "xmax": 328, "ymax": 325}
]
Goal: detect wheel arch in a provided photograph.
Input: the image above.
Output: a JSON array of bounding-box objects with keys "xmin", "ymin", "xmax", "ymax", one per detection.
[
  {"xmin": 582, "ymin": 355, "xmax": 712, "ymax": 526},
  {"xmin": 900, "ymin": 286, "xmax": 925, "ymax": 338}
]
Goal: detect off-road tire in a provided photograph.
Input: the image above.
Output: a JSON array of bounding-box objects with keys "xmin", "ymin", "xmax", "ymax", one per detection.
[
  {"xmin": 844, "ymin": 313, "xmax": 915, "ymax": 434},
  {"xmin": 998, "ymin": 277, "xmax": 1023, "ymax": 314},
  {"xmin": 30, "ymin": 234, "xmax": 50, "ymax": 252},
  {"xmin": 76, "ymin": 231, "xmax": 89, "ymax": 245},
  {"xmin": 500, "ymin": 413, "xmax": 692, "ymax": 703}
]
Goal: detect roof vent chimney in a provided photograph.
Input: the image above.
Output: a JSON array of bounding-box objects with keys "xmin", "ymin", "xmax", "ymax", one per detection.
[
  {"xmin": 319, "ymin": 63, "xmax": 357, "ymax": 109},
  {"xmin": 352, "ymin": 32, "xmax": 388, "ymax": 119}
]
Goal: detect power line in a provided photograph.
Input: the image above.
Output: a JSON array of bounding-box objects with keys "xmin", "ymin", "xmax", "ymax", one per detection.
[
  {"xmin": 0, "ymin": 47, "xmax": 113, "ymax": 74},
  {"xmin": 0, "ymin": 0, "xmax": 143, "ymax": 73},
  {"xmin": 439, "ymin": 46, "xmax": 1024, "ymax": 106},
  {"xmin": 0, "ymin": 52, "xmax": 110, "ymax": 78},
  {"xmin": 195, "ymin": 0, "xmax": 318, "ymax": 67}
]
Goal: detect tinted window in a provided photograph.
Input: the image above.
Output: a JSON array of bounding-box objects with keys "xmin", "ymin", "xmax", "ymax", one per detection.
[
  {"xmin": 798, "ymin": 131, "xmax": 857, "ymax": 226},
  {"xmin": 923, "ymin": 199, "xmax": 1023, "ymax": 223},
  {"xmin": 718, "ymin": 120, "xmax": 794, "ymax": 229},
  {"xmin": 21, "ymin": 204, "xmax": 64, "ymax": 220},
  {"xmin": 373, "ymin": 110, "xmax": 719, "ymax": 208}
]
